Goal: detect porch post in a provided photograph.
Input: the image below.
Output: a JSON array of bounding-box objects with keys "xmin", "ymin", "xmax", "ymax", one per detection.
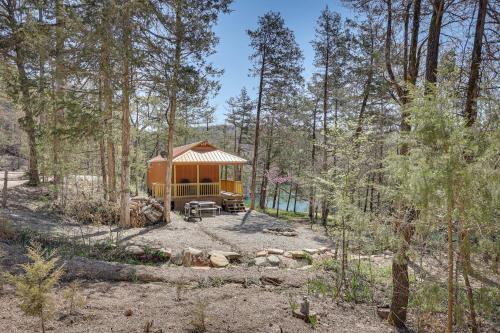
[
  {"xmin": 218, "ymin": 165, "xmax": 221, "ymax": 193},
  {"xmin": 173, "ymin": 165, "xmax": 177, "ymax": 197},
  {"xmin": 196, "ymin": 164, "xmax": 200, "ymax": 196}
]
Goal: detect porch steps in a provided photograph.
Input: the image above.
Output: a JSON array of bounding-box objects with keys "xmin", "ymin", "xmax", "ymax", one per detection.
[{"xmin": 222, "ymin": 198, "xmax": 246, "ymax": 213}]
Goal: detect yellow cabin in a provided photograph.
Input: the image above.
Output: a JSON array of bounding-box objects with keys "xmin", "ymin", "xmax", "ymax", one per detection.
[{"xmin": 146, "ymin": 141, "xmax": 247, "ymax": 210}]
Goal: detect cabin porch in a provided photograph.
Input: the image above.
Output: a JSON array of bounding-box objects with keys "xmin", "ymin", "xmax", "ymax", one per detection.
[{"xmin": 150, "ymin": 164, "xmax": 244, "ymax": 209}]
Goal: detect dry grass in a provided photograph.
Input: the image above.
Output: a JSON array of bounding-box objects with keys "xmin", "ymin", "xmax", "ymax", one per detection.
[{"xmin": 64, "ymin": 197, "xmax": 119, "ymax": 225}]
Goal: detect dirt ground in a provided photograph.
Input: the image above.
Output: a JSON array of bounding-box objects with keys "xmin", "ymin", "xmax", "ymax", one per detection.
[
  {"xmin": 0, "ymin": 184, "xmax": 398, "ymax": 332},
  {"xmin": 0, "ymin": 280, "xmax": 390, "ymax": 333},
  {"xmin": 1, "ymin": 185, "xmax": 333, "ymax": 257}
]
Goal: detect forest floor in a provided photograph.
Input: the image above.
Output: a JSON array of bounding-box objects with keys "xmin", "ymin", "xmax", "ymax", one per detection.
[
  {"xmin": 0, "ymin": 184, "xmax": 333, "ymax": 256},
  {"xmin": 1, "ymin": 183, "xmax": 497, "ymax": 332}
]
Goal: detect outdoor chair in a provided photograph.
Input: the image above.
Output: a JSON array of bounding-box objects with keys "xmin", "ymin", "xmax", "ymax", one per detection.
[{"xmin": 184, "ymin": 202, "xmax": 202, "ymax": 222}]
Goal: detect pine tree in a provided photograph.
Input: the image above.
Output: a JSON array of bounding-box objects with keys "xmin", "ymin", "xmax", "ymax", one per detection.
[
  {"xmin": 4, "ymin": 243, "xmax": 64, "ymax": 333},
  {"xmin": 247, "ymin": 11, "xmax": 303, "ymax": 210},
  {"xmin": 311, "ymin": 7, "xmax": 349, "ymax": 225}
]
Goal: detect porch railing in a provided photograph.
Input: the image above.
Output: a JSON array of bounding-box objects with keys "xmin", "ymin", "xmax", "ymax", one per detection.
[
  {"xmin": 220, "ymin": 180, "xmax": 243, "ymax": 195},
  {"xmin": 152, "ymin": 182, "xmax": 220, "ymax": 199}
]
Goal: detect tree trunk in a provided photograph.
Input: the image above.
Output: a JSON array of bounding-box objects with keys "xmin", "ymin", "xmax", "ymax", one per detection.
[
  {"xmin": 286, "ymin": 185, "xmax": 292, "ymax": 211},
  {"xmin": 293, "ymin": 183, "xmax": 298, "ymax": 213},
  {"xmin": 101, "ymin": 0, "xmax": 116, "ymax": 202},
  {"xmin": 446, "ymin": 201, "xmax": 454, "ymax": 333},
  {"xmin": 16, "ymin": 51, "xmax": 40, "ymax": 187},
  {"xmin": 464, "ymin": 0, "xmax": 488, "ymax": 126},
  {"xmin": 354, "ymin": 36, "xmax": 374, "ymax": 145},
  {"xmin": 459, "ymin": 230, "xmax": 479, "ymax": 333},
  {"xmin": 259, "ymin": 117, "xmax": 274, "ymax": 210},
  {"xmin": 275, "ymin": 185, "xmax": 280, "ymax": 217},
  {"xmin": 385, "ymin": 0, "xmax": 421, "ymax": 326},
  {"xmin": 388, "ymin": 210, "xmax": 415, "ymax": 328},
  {"xmin": 249, "ymin": 47, "xmax": 266, "ymax": 210},
  {"xmin": 309, "ymin": 98, "xmax": 319, "ymax": 221},
  {"xmin": 458, "ymin": 4, "xmax": 487, "ymax": 332},
  {"xmin": 53, "ymin": 0, "xmax": 65, "ymax": 192},
  {"xmin": 2, "ymin": 170, "xmax": 7, "ymax": 208},
  {"xmin": 163, "ymin": 0, "xmax": 183, "ymax": 223},
  {"xmin": 134, "ymin": 102, "xmax": 140, "ymax": 196},
  {"xmin": 425, "ymin": 0, "xmax": 445, "ymax": 86},
  {"xmin": 321, "ymin": 24, "xmax": 330, "ymax": 226},
  {"xmin": 119, "ymin": 4, "xmax": 131, "ymax": 227}
]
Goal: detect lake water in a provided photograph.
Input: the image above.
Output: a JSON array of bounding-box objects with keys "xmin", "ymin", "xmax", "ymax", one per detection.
[{"xmin": 244, "ymin": 191, "xmax": 309, "ymax": 213}]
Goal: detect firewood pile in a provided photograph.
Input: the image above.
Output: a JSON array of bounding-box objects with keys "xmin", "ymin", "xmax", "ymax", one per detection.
[{"xmin": 129, "ymin": 196, "xmax": 164, "ymax": 227}]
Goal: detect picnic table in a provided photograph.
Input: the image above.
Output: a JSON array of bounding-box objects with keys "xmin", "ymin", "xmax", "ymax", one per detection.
[{"xmin": 184, "ymin": 200, "xmax": 221, "ymax": 221}]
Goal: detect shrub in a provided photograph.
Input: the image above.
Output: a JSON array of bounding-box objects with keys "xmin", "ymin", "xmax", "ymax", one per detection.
[
  {"xmin": 63, "ymin": 280, "xmax": 86, "ymax": 315},
  {"xmin": 191, "ymin": 297, "xmax": 209, "ymax": 332},
  {"xmin": 64, "ymin": 197, "xmax": 119, "ymax": 225},
  {"xmin": 4, "ymin": 242, "xmax": 64, "ymax": 333}
]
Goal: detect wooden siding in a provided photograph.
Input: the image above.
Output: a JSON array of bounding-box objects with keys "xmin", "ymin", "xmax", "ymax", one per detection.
[{"xmin": 147, "ymin": 163, "xmax": 220, "ymax": 190}]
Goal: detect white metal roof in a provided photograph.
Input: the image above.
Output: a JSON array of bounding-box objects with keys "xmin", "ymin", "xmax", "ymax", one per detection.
[{"xmin": 173, "ymin": 149, "xmax": 247, "ymax": 164}]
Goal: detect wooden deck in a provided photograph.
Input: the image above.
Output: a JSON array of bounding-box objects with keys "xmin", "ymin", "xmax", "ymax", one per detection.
[{"xmin": 152, "ymin": 181, "xmax": 243, "ymax": 199}]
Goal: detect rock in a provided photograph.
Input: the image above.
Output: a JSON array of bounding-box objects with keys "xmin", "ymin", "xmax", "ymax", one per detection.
[
  {"xmin": 192, "ymin": 256, "xmax": 211, "ymax": 267},
  {"xmin": 252, "ymin": 257, "xmax": 269, "ymax": 266},
  {"xmin": 267, "ymin": 248, "xmax": 284, "ymax": 255},
  {"xmin": 289, "ymin": 250, "xmax": 306, "ymax": 259},
  {"xmin": 210, "ymin": 253, "xmax": 229, "ymax": 267},
  {"xmin": 303, "ymin": 248, "xmax": 319, "ymax": 255},
  {"xmin": 171, "ymin": 252, "xmax": 183, "ymax": 265},
  {"xmin": 318, "ymin": 247, "xmax": 329, "ymax": 254},
  {"xmin": 298, "ymin": 265, "xmax": 314, "ymax": 270},
  {"xmin": 186, "ymin": 247, "xmax": 203, "ymax": 256},
  {"xmin": 283, "ymin": 251, "xmax": 294, "ymax": 258},
  {"xmin": 209, "ymin": 251, "xmax": 241, "ymax": 261},
  {"xmin": 182, "ymin": 247, "xmax": 204, "ymax": 267},
  {"xmin": 267, "ymin": 255, "xmax": 281, "ymax": 266},
  {"xmin": 125, "ymin": 245, "xmax": 144, "ymax": 256},
  {"xmin": 376, "ymin": 306, "xmax": 390, "ymax": 320},
  {"xmin": 157, "ymin": 248, "xmax": 172, "ymax": 258},
  {"xmin": 281, "ymin": 231, "xmax": 298, "ymax": 237},
  {"xmin": 124, "ymin": 309, "xmax": 133, "ymax": 317},
  {"xmin": 192, "ymin": 266, "xmax": 210, "ymax": 270},
  {"xmin": 256, "ymin": 250, "xmax": 268, "ymax": 257},
  {"xmin": 279, "ymin": 256, "xmax": 305, "ymax": 269}
]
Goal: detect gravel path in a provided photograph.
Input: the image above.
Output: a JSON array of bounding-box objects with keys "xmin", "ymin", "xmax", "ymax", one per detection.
[{"xmin": 1, "ymin": 183, "xmax": 333, "ymax": 256}]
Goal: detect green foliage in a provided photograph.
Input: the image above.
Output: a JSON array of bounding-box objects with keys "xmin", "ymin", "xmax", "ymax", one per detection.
[
  {"xmin": 191, "ymin": 297, "xmax": 209, "ymax": 333},
  {"xmin": 410, "ymin": 281, "xmax": 447, "ymax": 314},
  {"xmin": 475, "ymin": 286, "xmax": 499, "ymax": 321},
  {"xmin": 386, "ymin": 84, "xmax": 498, "ymax": 236},
  {"xmin": 63, "ymin": 280, "xmax": 86, "ymax": 315},
  {"xmin": 4, "ymin": 242, "xmax": 64, "ymax": 333},
  {"xmin": 307, "ymin": 313, "xmax": 318, "ymax": 329},
  {"xmin": 287, "ymin": 293, "xmax": 299, "ymax": 313}
]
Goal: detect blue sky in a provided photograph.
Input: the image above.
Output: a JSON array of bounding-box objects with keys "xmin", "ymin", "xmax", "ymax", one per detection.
[{"xmin": 209, "ymin": 0, "xmax": 353, "ymax": 123}]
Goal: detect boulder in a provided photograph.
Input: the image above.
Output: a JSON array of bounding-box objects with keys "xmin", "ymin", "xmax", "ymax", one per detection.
[
  {"xmin": 318, "ymin": 247, "xmax": 329, "ymax": 254},
  {"xmin": 267, "ymin": 255, "xmax": 281, "ymax": 266},
  {"xmin": 125, "ymin": 245, "xmax": 144, "ymax": 256},
  {"xmin": 252, "ymin": 257, "xmax": 269, "ymax": 267},
  {"xmin": 192, "ymin": 256, "xmax": 211, "ymax": 267},
  {"xmin": 288, "ymin": 250, "xmax": 306, "ymax": 259},
  {"xmin": 298, "ymin": 265, "xmax": 314, "ymax": 270},
  {"xmin": 303, "ymin": 248, "xmax": 319, "ymax": 255},
  {"xmin": 209, "ymin": 251, "xmax": 241, "ymax": 261},
  {"xmin": 210, "ymin": 253, "xmax": 229, "ymax": 268},
  {"xmin": 157, "ymin": 248, "xmax": 172, "ymax": 258},
  {"xmin": 267, "ymin": 248, "xmax": 284, "ymax": 255},
  {"xmin": 182, "ymin": 247, "xmax": 204, "ymax": 267},
  {"xmin": 279, "ymin": 256, "xmax": 302, "ymax": 269},
  {"xmin": 256, "ymin": 250, "xmax": 268, "ymax": 257}
]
